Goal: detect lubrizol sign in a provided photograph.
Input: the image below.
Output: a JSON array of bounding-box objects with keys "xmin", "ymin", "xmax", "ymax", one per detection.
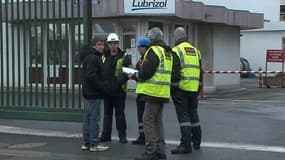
[{"xmin": 124, "ymin": 0, "xmax": 175, "ymax": 14}]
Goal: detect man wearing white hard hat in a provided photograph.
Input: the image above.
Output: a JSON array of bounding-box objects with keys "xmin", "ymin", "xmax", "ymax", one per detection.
[{"xmin": 100, "ymin": 33, "xmax": 132, "ymax": 144}]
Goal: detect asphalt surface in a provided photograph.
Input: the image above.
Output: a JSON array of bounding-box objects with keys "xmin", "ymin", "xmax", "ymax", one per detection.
[{"xmin": 0, "ymin": 78, "xmax": 285, "ymax": 160}]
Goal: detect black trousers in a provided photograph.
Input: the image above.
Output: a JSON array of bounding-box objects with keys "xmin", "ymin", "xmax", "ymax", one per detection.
[
  {"xmin": 171, "ymin": 88, "xmax": 201, "ymax": 147},
  {"xmin": 136, "ymin": 94, "xmax": 145, "ymax": 134},
  {"xmin": 102, "ymin": 94, "xmax": 127, "ymax": 138}
]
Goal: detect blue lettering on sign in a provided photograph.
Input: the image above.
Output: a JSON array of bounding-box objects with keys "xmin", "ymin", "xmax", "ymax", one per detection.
[{"xmin": 132, "ymin": 0, "xmax": 168, "ymax": 11}]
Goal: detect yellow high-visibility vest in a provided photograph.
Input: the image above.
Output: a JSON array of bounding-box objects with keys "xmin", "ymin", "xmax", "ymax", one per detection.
[
  {"xmin": 136, "ymin": 46, "xmax": 173, "ymax": 98},
  {"xmin": 172, "ymin": 42, "xmax": 201, "ymax": 92}
]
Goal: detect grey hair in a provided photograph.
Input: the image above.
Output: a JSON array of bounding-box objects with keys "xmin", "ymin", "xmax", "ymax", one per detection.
[
  {"xmin": 148, "ymin": 27, "xmax": 163, "ymax": 41},
  {"xmin": 174, "ymin": 27, "xmax": 187, "ymax": 40}
]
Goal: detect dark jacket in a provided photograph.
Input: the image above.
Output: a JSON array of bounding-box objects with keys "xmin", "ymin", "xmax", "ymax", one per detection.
[
  {"xmin": 135, "ymin": 56, "xmax": 144, "ymax": 70},
  {"xmin": 103, "ymin": 48, "xmax": 132, "ymax": 97},
  {"xmin": 80, "ymin": 45, "xmax": 105, "ymax": 99},
  {"xmin": 136, "ymin": 40, "xmax": 180, "ymax": 103}
]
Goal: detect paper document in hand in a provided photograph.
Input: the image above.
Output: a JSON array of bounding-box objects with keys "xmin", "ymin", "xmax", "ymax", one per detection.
[{"xmin": 122, "ymin": 67, "xmax": 138, "ymax": 74}]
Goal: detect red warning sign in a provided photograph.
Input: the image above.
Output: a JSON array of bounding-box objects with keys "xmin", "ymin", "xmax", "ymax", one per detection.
[{"xmin": 266, "ymin": 50, "xmax": 285, "ymax": 63}]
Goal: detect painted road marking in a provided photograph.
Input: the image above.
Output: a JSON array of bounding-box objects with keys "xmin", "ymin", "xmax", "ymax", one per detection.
[
  {"xmin": 0, "ymin": 125, "xmax": 81, "ymax": 138},
  {"xmin": 1, "ymin": 125, "xmax": 285, "ymax": 154},
  {"xmin": 0, "ymin": 149, "xmax": 49, "ymax": 158},
  {"xmin": 205, "ymin": 98, "xmax": 285, "ymax": 103},
  {"xmin": 167, "ymin": 140, "xmax": 285, "ymax": 154},
  {"xmin": 8, "ymin": 142, "xmax": 47, "ymax": 149}
]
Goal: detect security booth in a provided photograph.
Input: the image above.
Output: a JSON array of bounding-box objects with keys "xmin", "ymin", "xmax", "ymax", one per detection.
[
  {"xmin": 89, "ymin": 0, "xmax": 264, "ymax": 91},
  {"xmin": 0, "ymin": 0, "xmax": 263, "ymax": 109}
]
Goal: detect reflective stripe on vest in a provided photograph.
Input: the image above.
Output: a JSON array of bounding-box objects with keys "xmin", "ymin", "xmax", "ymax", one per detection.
[
  {"xmin": 116, "ymin": 53, "xmax": 129, "ymax": 92},
  {"xmin": 173, "ymin": 42, "xmax": 201, "ymax": 92},
  {"xmin": 102, "ymin": 56, "xmax": 106, "ymax": 63},
  {"xmin": 136, "ymin": 46, "xmax": 173, "ymax": 98}
]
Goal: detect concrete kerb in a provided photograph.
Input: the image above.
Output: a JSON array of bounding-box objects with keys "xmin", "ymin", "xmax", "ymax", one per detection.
[
  {"xmin": 203, "ymin": 87, "xmax": 249, "ymax": 98},
  {"xmin": 2, "ymin": 124, "xmax": 285, "ymax": 154}
]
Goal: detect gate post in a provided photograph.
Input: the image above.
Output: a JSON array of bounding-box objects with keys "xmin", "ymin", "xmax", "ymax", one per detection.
[
  {"xmin": 83, "ymin": 0, "xmax": 92, "ymax": 45},
  {"xmin": 258, "ymin": 67, "xmax": 262, "ymax": 88}
]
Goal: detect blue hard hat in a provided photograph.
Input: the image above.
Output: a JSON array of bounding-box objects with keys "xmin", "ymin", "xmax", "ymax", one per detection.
[{"xmin": 136, "ymin": 37, "xmax": 150, "ymax": 47}]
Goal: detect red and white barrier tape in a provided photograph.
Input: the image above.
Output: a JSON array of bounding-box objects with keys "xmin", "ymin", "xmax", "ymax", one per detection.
[{"xmin": 203, "ymin": 71, "xmax": 284, "ymax": 74}]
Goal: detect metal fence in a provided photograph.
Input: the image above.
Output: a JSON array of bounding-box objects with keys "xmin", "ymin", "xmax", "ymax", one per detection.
[{"xmin": 0, "ymin": 0, "xmax": 90, "ymax": 116}]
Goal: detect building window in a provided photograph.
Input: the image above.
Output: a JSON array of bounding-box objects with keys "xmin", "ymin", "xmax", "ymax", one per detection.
[
  {"xmin": 91, "ymin": 22, "xmax": 117, "ymax": 53},
  {"xmin": 175, "ymin": 24, "xmax": 189, "ymax": 39},
  {"xmin": 74, "ymin": 23, "xmax": 84, "ymax": 65},
  {"xmin": 148, "ymin": 21, "xmax": 163, "ymax": 31},
  {"xmin": 122, "ymin": 23, "xmax": 137, "ymax": 50},
  {"xmin": 280, "ymin": 5, "xmax": 285, "ymax": 21},
  {"xmin": 31, "ymin": 25, "xmax": 42, "ymax": 65},
  {"xmin": 281, "ymin": 14, "xmax": 285, "ymax": 21},
  {"xmin": 282, "ymin": 37, "xmax": 285, "ymax": 50},
  {"xmin": 92, "ymin": 22, "xmax": 116, "ymax": 38},
  {"xmin": 48, "ymin": 23, "xmax": 69, "ymax": 65}
]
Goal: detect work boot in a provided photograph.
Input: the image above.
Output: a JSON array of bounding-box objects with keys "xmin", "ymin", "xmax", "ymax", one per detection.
[
  {"xmin": 132, "ymin": 134, "xmax": 145, "ymax": 145},
  {"xmin": 119, "ymin": 137, "xmax": 128, "ymax": 143},
  {"xmin": 134, "ymin": 152, "xmax": 158, "ymax": 160},
  {"xmin": 192, "ymin": 142, "xmax": 201, "ymax": 150},
  {"xmin": 99, "ymin": 134, "xmax": 111, "ymax": 142},
  {"xmin": 192, "ymin": 126, "xmax": 202, "ymax": 150},
  {"xmin": 171, "ymin": 145, "xmax": 192, "ymax": 154},
  {"xmin": 157, "ymin": 153, "xmax": 167, "ymax": 160}
]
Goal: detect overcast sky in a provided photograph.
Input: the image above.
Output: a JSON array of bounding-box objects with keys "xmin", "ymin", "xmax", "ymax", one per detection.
[{"xmin": 194, "ymin": 0, "xmax": 281, "ymax": 21}]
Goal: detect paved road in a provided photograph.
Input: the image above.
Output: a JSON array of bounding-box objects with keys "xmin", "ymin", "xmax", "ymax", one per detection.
[{"xmin": 0, "ymin": 79, "xmax": 285, "ymax": 160}]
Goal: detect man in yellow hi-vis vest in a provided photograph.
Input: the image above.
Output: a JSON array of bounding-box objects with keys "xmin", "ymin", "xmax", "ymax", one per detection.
[
  {"xmin": 171, "ymin": 27, "xmax": 203, "ymax": 154},
  {"xmin": 132, "ymin": 36, "xmax": 150, "ymax": 145},
  {"xmin": 132, "ymin": 27, "xmax": 175, "ymax": 160}
]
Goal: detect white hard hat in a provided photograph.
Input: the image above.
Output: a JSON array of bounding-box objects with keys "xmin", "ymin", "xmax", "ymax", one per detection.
[{"xmin": 107, "ymin": 33, "xmax": 119, "ymax": 42}]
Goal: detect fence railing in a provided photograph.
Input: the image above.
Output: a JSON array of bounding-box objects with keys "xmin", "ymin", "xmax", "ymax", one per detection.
[{"xmin": 0, "ymin": 0, "xmax": 90, "ymax": 110}]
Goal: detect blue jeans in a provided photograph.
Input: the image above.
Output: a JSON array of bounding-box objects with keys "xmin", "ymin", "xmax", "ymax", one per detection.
[{"xmin": 83, "ymin": 99, "xmax": 102, "ymax": 147}]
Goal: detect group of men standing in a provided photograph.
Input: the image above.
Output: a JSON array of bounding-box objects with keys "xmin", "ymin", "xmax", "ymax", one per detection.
[{"xmin": 80, "ymin": 26, "xmax": 203, "ymax": 160}]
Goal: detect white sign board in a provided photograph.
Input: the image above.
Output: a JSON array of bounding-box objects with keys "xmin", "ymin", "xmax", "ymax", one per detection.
[{"xmin": 124, "ymin": 0, "xmax": 175, "ymax": 15}]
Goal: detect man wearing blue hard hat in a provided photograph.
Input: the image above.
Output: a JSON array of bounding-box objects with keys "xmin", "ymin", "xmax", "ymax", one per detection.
[{"xmin": 131, "ymin": 36, "xmax": 150, "ymax": 145}]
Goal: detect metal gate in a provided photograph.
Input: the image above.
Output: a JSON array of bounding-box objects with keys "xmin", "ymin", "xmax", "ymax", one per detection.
[{"xmin": 0, "ymin": 0, "xmax": 91, "ymax": 121}]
